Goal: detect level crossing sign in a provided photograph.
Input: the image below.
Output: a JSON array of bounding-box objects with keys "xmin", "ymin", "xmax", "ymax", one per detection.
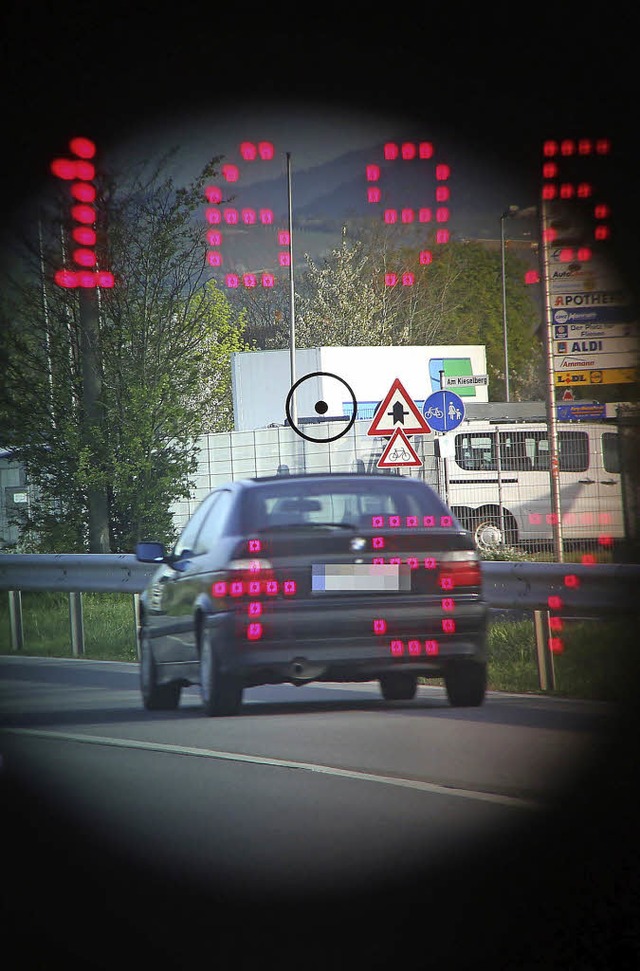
[{"xmin": 422, "ymin": 390, "xmax": 465, "ymax": 433}]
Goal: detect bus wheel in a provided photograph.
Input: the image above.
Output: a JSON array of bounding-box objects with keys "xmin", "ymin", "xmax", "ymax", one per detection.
[
  {"xmin": 474, "ymin": 519, "xmax": 504, "ymax": 550},
  {"xmin": 472, "ymin": 509, "xmax": 518, "ymax": 550}
]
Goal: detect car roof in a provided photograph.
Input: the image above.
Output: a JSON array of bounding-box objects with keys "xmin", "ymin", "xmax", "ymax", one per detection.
[{"xmin": 236, "ymin": 472, "xmax": 425, "ymax": 489}]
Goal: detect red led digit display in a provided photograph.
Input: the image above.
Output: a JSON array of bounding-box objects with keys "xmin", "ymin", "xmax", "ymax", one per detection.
[
  {"xmin": 69, "ymin": 136, "xmax": 96, "ymax": 159},
  {"xmin": 72, "ymin": 226, "xmax": 96, "ymax": 245},
  {"xmin": 70, "ymin": 182, "xmax": 96, "ymax": 202},
  {"xmin": 366, "ymin": 140, "xmax": 451, "ymax": 286},
  {"xmin": 540, "ymin": 135, "xmax": 612, "ymax": 245},
  {"xmin": 51, "ymin": 137, "xmax": 114, "ymax": 289},
  {"xmin": 204, "ymin": 142, "xmax": 284, "ymax": 288}
]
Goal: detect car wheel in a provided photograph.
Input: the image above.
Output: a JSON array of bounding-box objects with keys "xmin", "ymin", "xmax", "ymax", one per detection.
[
  {"xmin": 199, "ymin": 627, "xmax": 243, "ymax": 717},
  {"xmin": 379, "ymin": 672, "xmax": 418, "ymax": 701},
  {"xmin": 444, "ymin": 660, "xmax": 487, "ymax": 707},
  {"xmin": 140, "ymin": 631, "xmax": 181, "ymax": 711}
]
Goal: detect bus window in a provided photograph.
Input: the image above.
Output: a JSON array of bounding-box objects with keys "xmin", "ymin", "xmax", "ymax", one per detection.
[
  {"xmin": 602, "ymin": 432, "xmax": 620, "ymax": 473},
  {"xmin": 454, "ymin": 433, "xmax": 495, "ymax": 470},
  {"xmin": 533, "ymin": 438, "xmax": 550, "ymax": 471},
  {"xmin": 500, "ymin": 432, "xmax": 534, "ymax": 471},
  {"xmin": 558, "ymin": 431, "xmax": 589, "ymax": 472}
]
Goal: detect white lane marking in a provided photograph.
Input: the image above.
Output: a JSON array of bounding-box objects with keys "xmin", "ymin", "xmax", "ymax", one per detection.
[{"xmin": 3, "ymin": 727, "xmax": 542, "ymax": 812}]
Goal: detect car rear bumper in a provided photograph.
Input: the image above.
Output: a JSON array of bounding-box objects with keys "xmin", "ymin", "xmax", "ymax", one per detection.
[{"xmin": 213, "ymin": 596, "xmax": 488, "ymax": 686}]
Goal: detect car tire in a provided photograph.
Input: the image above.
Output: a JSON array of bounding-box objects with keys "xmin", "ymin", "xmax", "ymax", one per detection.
[
  {"xmin": 199, "ymin": 627, "xmax": 243, "ymax": 717},
  {"xmin": 444, "ymin": 660, "xmax": 487, "ymax": 707},
  {"xmin": 140, "ymin": 631, "xmax": 181, "ymax": 711},
  {"xmin": 379, "ymin": 672, "xmax": 418, "ymax": 701}
]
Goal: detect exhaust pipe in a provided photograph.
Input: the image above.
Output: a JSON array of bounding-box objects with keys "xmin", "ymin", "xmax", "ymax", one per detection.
[{"xmin": 289, "ymin": 657, "xmax": 326, "ymax": 684}]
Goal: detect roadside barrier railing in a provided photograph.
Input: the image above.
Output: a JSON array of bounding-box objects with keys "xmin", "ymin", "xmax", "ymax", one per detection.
[{"xmin": 1, "ymin": 554, "xmax": 639, "ymax": 690}]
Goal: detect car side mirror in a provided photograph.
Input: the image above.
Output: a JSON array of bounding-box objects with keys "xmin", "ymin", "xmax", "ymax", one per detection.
[{"xmin": 136, "ymin": 541, "xmax": 166, "ymax": 563}]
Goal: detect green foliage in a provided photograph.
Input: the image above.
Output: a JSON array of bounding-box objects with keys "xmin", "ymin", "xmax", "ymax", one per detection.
[
  {"xmin": 0, "ymin": 153, "xmax": 251, "ymax": 553},
  {"xmin": 2, "ymin": 595, "xmax": 634, "ymax": 704},
  {"xmin": 241, "ymin": 220, "xmax": 544, "ymax": 401}
]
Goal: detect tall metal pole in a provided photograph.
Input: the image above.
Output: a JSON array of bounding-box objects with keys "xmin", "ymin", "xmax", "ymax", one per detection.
[
  {"xmin": 500, "ymin": 213, "xmax": 511, "ymax": 402},
  {"xmin": 38, "ymin": 218, "xmax": 55, "ymax": 425},
  {"xmin": 539, "ymin": 199, "xmax": 564, "ymax": 562},
  {"xmin": 79, "ymin": 287, "xmax": 110, "ymax": 552},
  {"xmin": 286, "ymin": 152, "xmax": 297, "ymax": 427}
]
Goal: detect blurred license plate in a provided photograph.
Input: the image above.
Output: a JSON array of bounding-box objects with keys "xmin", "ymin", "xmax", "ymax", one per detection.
[{"xmin": 312, "ymin": 563, "xmax": 410, "ymax": 593}]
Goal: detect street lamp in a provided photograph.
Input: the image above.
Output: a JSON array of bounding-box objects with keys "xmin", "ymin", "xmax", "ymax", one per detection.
[{"xmin": 500, "ymin": 205, "xmax": 520, "ymax": 402}]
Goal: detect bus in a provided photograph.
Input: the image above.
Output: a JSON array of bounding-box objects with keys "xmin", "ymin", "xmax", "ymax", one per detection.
[{"xmin": 444, "ymin": 420, "xmax": 623, "ymax": 551}]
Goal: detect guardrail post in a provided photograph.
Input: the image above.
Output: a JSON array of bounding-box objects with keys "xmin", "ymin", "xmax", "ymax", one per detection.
[
  {"xmin": 533, "ymin": 609, "xmax": 555, "ymax": 691},
  {"xmin": 69, "ymin": 592, "xmax": 85, "ymax": 657},
  {"xmin": 9, "ymin": 591, "xmax": 24, "ymax": 651}
]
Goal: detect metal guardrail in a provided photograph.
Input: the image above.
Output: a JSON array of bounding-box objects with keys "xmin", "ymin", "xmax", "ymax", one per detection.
[
  {"xmin": 0, "ymin": 553, "xmax": 155, "ymax": 594},
  {"xmin": 1, "ymin": 555, "xmax": 639, "ymax": 690},
  {"xmin": 481, "ymin": 560, "xmax": 640, "ymax": 613},
  {"xmin": 2, "ymin": 553, "xmax": 639, "ymax": 610}
]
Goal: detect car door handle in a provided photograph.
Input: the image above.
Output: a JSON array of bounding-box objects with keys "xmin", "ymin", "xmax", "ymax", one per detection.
[
  {"xmin": 578, "ymin": 478, "xmax": 595, "ymax": 484},
  {"xmin": 600, "ymin": 479, "xmax": 617, "ymax": 485}
]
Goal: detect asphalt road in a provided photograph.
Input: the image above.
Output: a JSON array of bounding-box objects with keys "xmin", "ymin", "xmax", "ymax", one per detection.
[{"xmin": 1, "ymin": 656, "xmax": 638, "ymax": 968}]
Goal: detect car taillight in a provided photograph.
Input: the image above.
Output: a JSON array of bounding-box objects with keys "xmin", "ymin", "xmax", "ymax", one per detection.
[
  {"xmin": 212, "ymin": 559, "xmax": 274, "ymax": 598},
  {"xmin": 211, "ymin": 560, "xmax": 298, "ymax": 599},
  {"xmin": 437, "ymin": 551, "xmax": 482, "ymax": 589}
]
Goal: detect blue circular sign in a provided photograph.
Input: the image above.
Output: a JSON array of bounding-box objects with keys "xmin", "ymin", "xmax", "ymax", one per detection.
[{"xmin": 423, "ymin": 390, "xmax": 465, "ymax": 432}]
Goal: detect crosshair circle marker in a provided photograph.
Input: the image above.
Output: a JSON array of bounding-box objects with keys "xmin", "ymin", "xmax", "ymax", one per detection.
[{"xmin": 285, "ymin": 372, "xmax": 358, "ymax": 442}]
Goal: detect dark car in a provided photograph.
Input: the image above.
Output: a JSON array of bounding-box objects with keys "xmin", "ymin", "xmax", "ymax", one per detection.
[{"xmin": 135, "ymin": 472, "xmax": 488, "ymax": 715}]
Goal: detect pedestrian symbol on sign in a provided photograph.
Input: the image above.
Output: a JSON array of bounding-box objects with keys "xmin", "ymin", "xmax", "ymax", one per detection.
[{"xmin": 423, "ymin": 390, "xmax": 465, "ymax": 432}]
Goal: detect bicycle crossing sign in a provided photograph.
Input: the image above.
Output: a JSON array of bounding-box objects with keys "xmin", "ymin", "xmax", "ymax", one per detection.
[
  {"xmin": 422, "ymin": 390, "xmax": 465, "ymax": 432},
  {"xmin": 376, "ymin": 428, "xmax": 423, "ymax": 468},
  {"xmin": 367, "ymin": 377, "xmax": 431, "ymax": 437}
]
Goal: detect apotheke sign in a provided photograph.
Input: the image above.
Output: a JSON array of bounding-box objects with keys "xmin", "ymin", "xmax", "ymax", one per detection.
[{"xmin": 552, "ymin": 291, "xmax": 630, "ymax": 308}]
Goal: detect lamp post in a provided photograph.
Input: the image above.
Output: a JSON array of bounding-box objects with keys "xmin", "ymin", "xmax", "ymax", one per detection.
[
  {"xmin": 500, "ymin": 205, "xmax": 520, "ymax": 402},
  {"xmin": 286, "ymin": 152, "xmax": 297, "ymax": 427}
]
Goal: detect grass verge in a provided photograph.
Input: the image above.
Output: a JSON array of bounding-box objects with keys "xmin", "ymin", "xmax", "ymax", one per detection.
[{"xmin": 0, "ymin": 592, "xmax": 637, "ymax": 702}]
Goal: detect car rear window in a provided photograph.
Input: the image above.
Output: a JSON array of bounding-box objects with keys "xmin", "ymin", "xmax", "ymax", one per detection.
[{"xmin": 242, "ymin": 477, "xmax": 455, "ymax": 530}]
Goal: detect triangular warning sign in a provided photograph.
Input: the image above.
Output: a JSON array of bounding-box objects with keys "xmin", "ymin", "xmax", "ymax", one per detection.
[
  {"xmin": 562, "ymin": 390, "xmax": 574, "ymax": 401},
  {"xmin": 367, "ymin": 377, "xmax": 431, "ymax": 437},
  {"xmin": 376, "ymin": 428, "xmax": 423, "ymax": 468}
]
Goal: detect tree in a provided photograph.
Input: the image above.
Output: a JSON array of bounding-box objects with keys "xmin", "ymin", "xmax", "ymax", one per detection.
[
  {"xmin": 236, "ymin": 219, "xmax": 544, "ymax": 401},
  {"xmin": 0, "ymin": 152, "xmax": 251, "ymax": 553},
  {"xmin": 294, "ymin": 225, "xmax": 412, "ymax": 347}
]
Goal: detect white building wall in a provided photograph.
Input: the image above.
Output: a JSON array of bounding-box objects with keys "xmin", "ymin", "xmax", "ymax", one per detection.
[{"xmin": 231, "ymin": 345, "xmax": 488, "ymax": 431}]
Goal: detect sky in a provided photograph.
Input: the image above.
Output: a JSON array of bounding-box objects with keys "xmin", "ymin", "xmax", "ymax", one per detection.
[{"xmin": 108, "ymin": 101, "xmax": 403, "ymax": 182}]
